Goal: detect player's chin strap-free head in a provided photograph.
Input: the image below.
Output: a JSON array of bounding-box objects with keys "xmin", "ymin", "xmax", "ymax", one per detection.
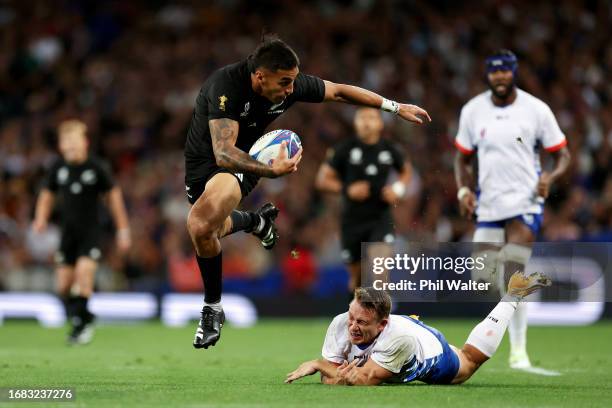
[{"xmin": 485, "ymin": 49, "xmax": 518, "ymax": 76}]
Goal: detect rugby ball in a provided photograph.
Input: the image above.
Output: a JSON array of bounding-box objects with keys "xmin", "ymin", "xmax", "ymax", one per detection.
[{"xmin": 249, "ymin": 129, "xmax": 302, "ymax": 165}]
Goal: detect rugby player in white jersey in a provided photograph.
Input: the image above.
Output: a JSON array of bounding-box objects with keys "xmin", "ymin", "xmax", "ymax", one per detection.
[
  {"xmin": 453, "ymin": 50, "xmax": 570, "ymax": 371},
  {"xmin": 285, "ymin": 275, "xmax": 550, "ymax": 386}
]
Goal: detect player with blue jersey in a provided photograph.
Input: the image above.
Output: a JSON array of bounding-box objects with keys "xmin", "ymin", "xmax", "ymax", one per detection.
[
  {"xmin": 285, "ymin": 275, "xmax": 551, "ymax": 386},
  {"xmin": 454, "ymin": 50, "xmax": 570, "ymax": 370}
]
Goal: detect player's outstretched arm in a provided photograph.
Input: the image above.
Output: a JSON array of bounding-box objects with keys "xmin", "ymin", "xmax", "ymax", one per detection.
[
  {"xmin": 315, "ymin": 163, "xmax": 342, "ymax": 194},
  {"xmin": 32, "ymin": 188, "xmax": 55, "ymax": 233},
  {"xmin": 333, "ymin": 358, "xmax": 393, "ymax": 386},
  {"xmin": 285, "ymin": 359, "xmax": 341, "ymax": 384},
  {"xmin": 322, "ymin": 81, "xmax": 431, "ymax": 124},
  {"xmin": 210, "ymin": 118, "xmax": 300, "ymax": 178},
  {"xmin": 107, "ymin": 186, "xmax": 132, "ymax": 253}
]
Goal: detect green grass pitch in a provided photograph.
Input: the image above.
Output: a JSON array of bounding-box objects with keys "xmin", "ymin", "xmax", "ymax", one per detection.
[{"xmin": 1, "ymin": 319, "xmax": 611, "ymax": 407}]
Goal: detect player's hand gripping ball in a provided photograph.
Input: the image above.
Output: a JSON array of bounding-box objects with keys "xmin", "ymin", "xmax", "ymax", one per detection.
[{"xmin": 249, "ymin": 129, "xmax": 302, "ymax": 165}]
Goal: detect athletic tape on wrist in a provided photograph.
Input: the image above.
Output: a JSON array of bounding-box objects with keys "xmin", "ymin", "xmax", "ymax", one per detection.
[{"xmin": 381, "ymin": 98, "xmax": 400, "ymax": 114}]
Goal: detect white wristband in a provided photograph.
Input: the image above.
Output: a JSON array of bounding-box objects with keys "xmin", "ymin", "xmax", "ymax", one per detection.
[
  {"xmin": 381, "ymin": 98, "xmax": 400, "ymax": 115},
  {"xmin": 391, "ymin": 181, "xmax": 406, "ymax": 198},
  {"xmin": 457, "ymin": 186, "xmax": 471, "ymax": 201}
]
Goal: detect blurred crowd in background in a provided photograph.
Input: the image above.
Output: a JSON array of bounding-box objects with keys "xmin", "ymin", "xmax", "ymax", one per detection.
[{"xmin": 1, "ymin": 0, "xmax": 610, "ymax": 296}]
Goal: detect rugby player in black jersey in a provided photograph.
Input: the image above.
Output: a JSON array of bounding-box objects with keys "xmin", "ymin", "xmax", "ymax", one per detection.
[
  {"xmin": 184, "ymin": 36, "xmax": 430, "ymax": 349},
  {"xmin": 33, "ymin": 119, "xmax": 131, "ymax": 344},
  {"xmin": 316, "ymin": 107, "xmax": 412, "ymax": 297}
]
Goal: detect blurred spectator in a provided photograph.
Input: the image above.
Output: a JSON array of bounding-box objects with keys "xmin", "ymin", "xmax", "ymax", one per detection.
[{"xmin": 1, "ymin": 0, "xmax": 610, "ymax": 295}]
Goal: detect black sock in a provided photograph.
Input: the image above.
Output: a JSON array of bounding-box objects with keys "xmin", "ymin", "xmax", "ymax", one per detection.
[
  {"xmin": 73, "ymin": 296, "xmax": 92, "ymax": 323},
  {"xmin": 229, "ymin": 210, "xmax": 260, "ymax": 234},
  {"xmin": 196, "ymin": 252, "xmax": 223, "ymax": 303},
  {"xmin": 61, "ymin": 295, "xmax": 75, "ymax": 319}
]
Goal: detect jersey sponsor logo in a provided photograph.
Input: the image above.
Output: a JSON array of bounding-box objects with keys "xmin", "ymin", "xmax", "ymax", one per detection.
[
  {"xmin": 267, "ymin": 109, "xmax": 285, "ymax": 114},
  {"xmin": 349, "ymin": 148, "xmax": 363, "ymax": 164},
  {"xmin": 378, "ymin": 151, "xmax": 392, "ymax": 165},
  {"xmin": 57, "ymin": 167, "xmax": 69, "ymax": 185},
  {"xmin": 240, "ymin": 102, "xmax": 250, "ymax": 117},
  {"xmin": 185, "ymin": 185, "xmax": 193, "ymax": 199},
  {"xmin": 81, "ymin": 169, "xmax": 97, "ymax": 184},
  {"xmin": 219, "ymin": 95, "xmax": 228, "ymax": 111}
]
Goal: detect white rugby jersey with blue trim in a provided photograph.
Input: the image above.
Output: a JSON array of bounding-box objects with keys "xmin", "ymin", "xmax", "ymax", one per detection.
[
  {"xmin": 455, "ymin": 88, "xmax": 567, "ymax": 222},
  {"xmin": 322, "ymin": 313, "xmax": 444, "ymax": 383}
]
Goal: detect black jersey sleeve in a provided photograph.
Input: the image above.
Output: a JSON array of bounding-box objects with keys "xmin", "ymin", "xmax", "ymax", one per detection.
[
  {"xmin": 293, "ymin": 73, "xmax": 325, "ymax": 103},
  {"xmin": 389, "ymin": 143, "xmax": 405, "ymax": 172},
  {"xmin": 43, "ymin": 159, "xmax": 62, "ymax": 192},
  {"xmin": 206, "ymin": 73, "xmax": 243, "ymax": 122},
  {"xmin": 94, "ymin": 159, "xmax": 115, "ymax": 193}
]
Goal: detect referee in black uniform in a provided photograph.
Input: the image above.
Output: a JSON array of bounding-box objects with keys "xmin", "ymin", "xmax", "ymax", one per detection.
[
  {"xmin": 316, "ymin": 107, "xmax": 412, "ymax": 296},
  {"xmin": 184, "ymin": 35, "xmax": 430, "ymax": 349},
  {"xmin": 33, "ymin": 119, "xmax": 131, "ymax": 345}
]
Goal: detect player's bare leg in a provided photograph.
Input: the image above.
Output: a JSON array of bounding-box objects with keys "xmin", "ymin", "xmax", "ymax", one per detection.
[
  {"xmin": 502, "ymin": 220, "xmax": 535, "ymax": 369},
  {"xmin": 452, "ymin": 271, "xmax": 552, "ymax": 384},
  {"xmin": 68, "ymin": 256, "xmax": 98, "ymax": 345},
  {"xmin": 187, "ymin": 173, "xmax": 241, "ymax": 349},
  {"xmin": 188, "ymin": 173, "xmax": 281, "ymax": 348}
]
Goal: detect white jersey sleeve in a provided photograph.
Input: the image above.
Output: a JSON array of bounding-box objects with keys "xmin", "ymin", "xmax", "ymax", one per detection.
[
  {"xmin": 538, "ymin": 103, "xmax": 567, "ymax": 152},
  {"xmin": 370, "ymin": 334, "xmax": 417, "ymax": 374},
  {"xmin": 455, "ymin": 104, "xmax": 476, "ymax": 154},
  {"xmin": 321, "ymin": 313, "xmax": 350, "ymax": 364}
]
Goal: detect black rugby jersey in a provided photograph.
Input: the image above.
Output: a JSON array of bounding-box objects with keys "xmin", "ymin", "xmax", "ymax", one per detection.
[
  {"xmin": 327, "ymin": 138, "xmax": 404, "ymax": 223},
  {"xmin": 184, "ymin": 59, "xmax": 325, "ymax": 182},
  {"xmin": 43, "ymin": 157, "xmax": 114, "ymax": 229}
]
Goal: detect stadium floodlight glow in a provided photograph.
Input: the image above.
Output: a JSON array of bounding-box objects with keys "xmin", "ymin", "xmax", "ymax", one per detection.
[
  {"xmin": 161, "ymin": 294, "xmax": 257, "ymax": 328},
  {"xmin": 0, "ymin": 293, "xmax": 65, "ymax": 327},
  {"xmin": 525, "ymin": 257, "xmax": 605, "ymax": 326}
]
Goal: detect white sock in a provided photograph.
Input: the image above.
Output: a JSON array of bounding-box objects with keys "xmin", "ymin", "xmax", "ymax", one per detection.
[
  {"xmin": 508, "ymin": 301, "xmax": 528, "ymax": 354},
  {"xmin": 204, "ymin": 301, "xmax": 223, "ymax": 311},
  {"xmin": 466, "ymin": 294, "xmax": 520, "ymax": 357}
]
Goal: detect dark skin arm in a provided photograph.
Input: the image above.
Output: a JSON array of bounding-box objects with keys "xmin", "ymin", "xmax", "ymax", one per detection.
[
  {"xmin": 537, "ymin": 146, "xmax": 571, "ymax": 198},
  {"xmin": 210, "ymin": 118, "xmax": 302, "ymax": 178},
  {"xmin": 454, "ymin": 150, "xmax": 477, "ymax": 218}
]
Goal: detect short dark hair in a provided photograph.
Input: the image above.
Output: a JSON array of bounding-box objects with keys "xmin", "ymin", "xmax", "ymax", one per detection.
[
  {"xmin": 248, "ymin": 36, "xmax": 299, "ymax": 73},
  {"xmin": 354, "ymin": 287, "xmax": 391, "ymax": 321}
]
